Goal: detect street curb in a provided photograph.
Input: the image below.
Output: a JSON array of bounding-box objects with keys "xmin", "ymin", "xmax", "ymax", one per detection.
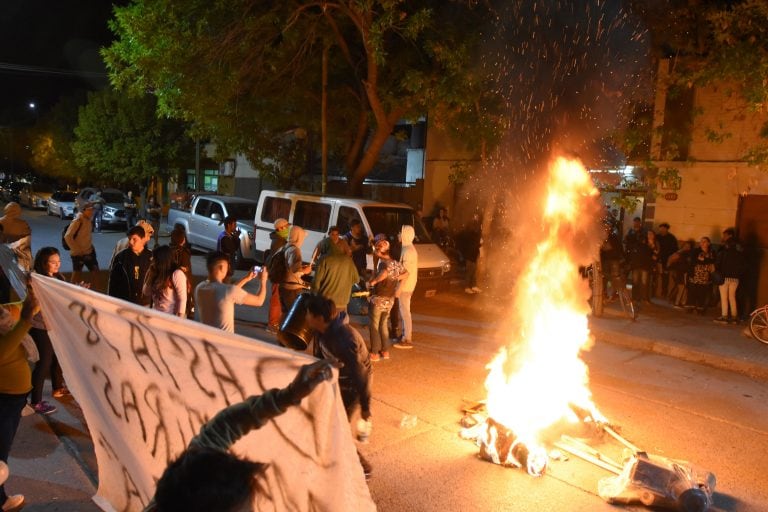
[{"xmin": 592, "ymin": 327, "xmax": 768, "ymax": 382}]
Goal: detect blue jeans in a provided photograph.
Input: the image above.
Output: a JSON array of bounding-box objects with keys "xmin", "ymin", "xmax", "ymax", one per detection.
[
  {"xmin": 369, "ymin": 302, "xmax": 393, "ymax": 353},
  {"xmin": 0, "ymin": 393, "xmax": 27, "ymax": 505},
  {"xmin": 398, "ymin": 291, "xmax": 413, "ymax": 341}
]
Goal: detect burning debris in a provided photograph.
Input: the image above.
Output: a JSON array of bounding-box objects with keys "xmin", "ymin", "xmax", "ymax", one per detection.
[{"xmin": 461, "ymin": 157, "xmax": 716, "ymax": 511}]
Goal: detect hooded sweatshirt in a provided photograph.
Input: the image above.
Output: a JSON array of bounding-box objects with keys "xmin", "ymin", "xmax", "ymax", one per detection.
[
  {"xmin": 283, "ymin": 225, "xmax": 308, "ymax": 289},
  {"xmin": 64, "ymin": 211, "xmax": 95, "ymax": 256},
  {"xmin": 399, "ymin": 225, "xmax": 418, "ymax": 293},
  {"xmin": 0, "ymin": 202, "xmax": 31, "ymax": 243}
]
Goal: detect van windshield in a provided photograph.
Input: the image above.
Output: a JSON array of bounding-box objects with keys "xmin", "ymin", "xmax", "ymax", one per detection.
[{"xmin": 362, "ymin": 207, "xmax": 432, "ymax": 244}]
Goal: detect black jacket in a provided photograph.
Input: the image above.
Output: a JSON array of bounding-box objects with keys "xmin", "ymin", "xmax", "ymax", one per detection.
[
  {"xmin": 716, "ymin": 240, "xmax": 744, "ymax": 279},
  {"xmin": 108, "ymin": 248, "xmax": 153, "ymax": 305},
  {"xmin": 313, "ymin": 312, "xmax": 372, "ymax": 417}
]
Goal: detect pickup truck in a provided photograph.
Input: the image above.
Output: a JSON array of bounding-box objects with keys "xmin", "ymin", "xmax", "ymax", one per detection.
[{"xmin": 167, "ymin": 194, "xmax": 257, "ymax": 269}]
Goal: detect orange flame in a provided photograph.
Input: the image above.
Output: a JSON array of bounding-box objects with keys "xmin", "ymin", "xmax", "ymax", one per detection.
[{"xmin": 484, "ymin": 156, "xmax": 604, "ymax": 447}]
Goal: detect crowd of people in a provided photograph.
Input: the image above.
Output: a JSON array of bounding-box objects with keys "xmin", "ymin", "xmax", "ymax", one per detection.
[
  {"xmin": 601, "ymin": 215, "xmax": 752, "ymax": 324},
  {"xmin": 0, "ymin": 199, "xmax": 432, "ymax": 510}
]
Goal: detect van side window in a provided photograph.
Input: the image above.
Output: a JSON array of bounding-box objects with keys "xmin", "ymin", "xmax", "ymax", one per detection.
[
  {"xmin": 261, "ymin": 197, "xmax": 291, "ymax": 223},
  {"xmin": 294, "ymin": 200, "xmax": 330, "ymax": 233},
  {"xmin": 338, "ymin": 206, "xmax": 361, "ymax": 234}
]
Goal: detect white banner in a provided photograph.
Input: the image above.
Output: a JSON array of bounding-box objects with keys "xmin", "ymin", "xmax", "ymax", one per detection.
[{"xmin": 30, "ymin": 274, "xmax": 375, "ymax": 512}]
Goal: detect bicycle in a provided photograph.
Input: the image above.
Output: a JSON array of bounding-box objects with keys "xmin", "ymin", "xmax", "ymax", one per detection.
[
  {"xmin": 603, "ymin": 260, "xmax": 637, "ymax": 321},
  {"xmin": 749, "ymin": 304, "xmax": 768, "ymax": 344}
]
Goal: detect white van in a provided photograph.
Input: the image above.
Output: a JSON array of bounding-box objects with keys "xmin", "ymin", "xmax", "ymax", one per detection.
[{"xmin": 253, "ymin": 190, "xmax": 451, "ymax": 297}]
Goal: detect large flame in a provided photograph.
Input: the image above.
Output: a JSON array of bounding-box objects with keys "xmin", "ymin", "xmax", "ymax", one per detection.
[{"xmin": 484, "ymin": 156, "xmax": 603, "ymax": 447}]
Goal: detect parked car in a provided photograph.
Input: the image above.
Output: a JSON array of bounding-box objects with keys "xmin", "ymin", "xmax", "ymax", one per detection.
[
  {"xmin": 47, "ymin": 191, "xmax": 78, "ymax": 219},
  {"xmin": 3, "ymin": 182, "xmax": 26, "ymax": 203},
  {"xmin": 19, "ymin": 182, "xmax": 54, "ymax": 209},
  {"xmin": 75, "ymin": 187, "xmax": 128, "ymax": 227},
  {"xmin": 167, "ymin": 195, "xmax": 257, "ymax": 269}
]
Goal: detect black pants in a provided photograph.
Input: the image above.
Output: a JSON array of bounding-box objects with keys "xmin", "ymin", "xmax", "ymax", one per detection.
[
  {"xmin": 29, "ymin": 328, "xmax": 64, "ymax": 404},
  {"xmin": 71, "ymin": 251, "xmax": 99, "ymax": 272},
  {"xmin": 0, "ymin": 393, "xmax": 26, "ymax": 506}
]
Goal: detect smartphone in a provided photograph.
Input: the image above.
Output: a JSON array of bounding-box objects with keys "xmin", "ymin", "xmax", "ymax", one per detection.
[{"xmin": 252, "ymin": 265, "xmax": 263, "ymax": 273}]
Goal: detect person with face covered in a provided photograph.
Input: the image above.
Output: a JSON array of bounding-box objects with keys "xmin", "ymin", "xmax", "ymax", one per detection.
[
  {"xmin": 366, "ymin": 239, "xmax": 408, "ymax": 361},
  {"xmin": 278, "ymin": 226, "xmax": 312, "ymax": 316}
]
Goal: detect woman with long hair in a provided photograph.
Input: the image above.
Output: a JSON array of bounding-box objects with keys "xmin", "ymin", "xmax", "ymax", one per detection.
[
  {"xmin": 29, "ymin": 247, "xmax": 68, "ymax": 415},
  {"xmin": 143, "ymin": 245, "xmax": 188, "ymax": 317}
]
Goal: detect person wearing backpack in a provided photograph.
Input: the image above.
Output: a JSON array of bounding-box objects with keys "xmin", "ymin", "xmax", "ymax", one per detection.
[
  {"xmin": 266, "ymin": 218, "xmax": 289, "ymax": 332},
  {"xmin": 64, "ymin": 202, "xmax": 99, "ymax": 272},
  {"xmin": 279, "ymin": 225, "xmax": 311, "ymax": 316}
]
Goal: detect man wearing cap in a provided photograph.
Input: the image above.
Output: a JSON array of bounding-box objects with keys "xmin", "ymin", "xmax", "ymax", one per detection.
[
  {"xmin": 267, "ymin": 218, "xmax": 290, "ymax": 332},
  {"xmin": 65, "ymin": 202, "xmax": 99, "ymax": 272},
  {"xmin": 109, "ymin": 220, "xmax": 155, "ymax": 268},
  {"xmin": 217, "ymin": 215, "xmax": 240, "ymax": 279},
  {"xmin": 656, "ymin": 222, "xmax": 678, "ymax": 298}
]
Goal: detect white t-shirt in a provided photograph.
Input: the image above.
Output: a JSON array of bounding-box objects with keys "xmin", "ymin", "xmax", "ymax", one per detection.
[{"xmin": 194, "ymin": 280, "xmax": 248, "ymax": 333}]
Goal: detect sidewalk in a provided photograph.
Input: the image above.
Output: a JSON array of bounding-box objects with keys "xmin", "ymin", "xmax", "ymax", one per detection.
[{"xmin": 589, "ymin": 299, "xmax": 768, "ymax": 381}]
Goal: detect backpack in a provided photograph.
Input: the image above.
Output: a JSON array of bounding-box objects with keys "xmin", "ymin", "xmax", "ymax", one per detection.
[
  {"xmin": 266, "ymin": 246, "xmax": 288, "ymax": 283},
  {"xmin": 61, "ymin": 220, "xmax": 82, "ymax": 251}
]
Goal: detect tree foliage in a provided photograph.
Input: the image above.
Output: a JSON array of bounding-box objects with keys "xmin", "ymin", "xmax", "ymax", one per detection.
[
  {"xmin": 102, "ymin": 0, "xmax": 497, "ymax": 193},
  {"xmin": 30, "ymin": 92, "xmax": 86, "ymax": 183},
  {"xmin": 72, "ymin": 88, "xmax": 192, "ymax": 185}
]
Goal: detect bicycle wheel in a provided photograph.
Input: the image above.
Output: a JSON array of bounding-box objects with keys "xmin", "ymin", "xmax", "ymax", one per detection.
[
  {"xmin": 750, "ymin": 308, "xmax": 768, "ymax": 345},
  {"xmin": 620, "ymin": 290, "xmax": 637, "ymax": 321},
  {"xmin": 591, "ymin": 269, "xmax": 604, "ymax": 317}
]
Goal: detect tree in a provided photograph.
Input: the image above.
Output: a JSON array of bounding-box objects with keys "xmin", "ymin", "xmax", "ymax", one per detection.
[
  {"xmin": 629, "ymin": 0, "xmax": 768, "ymax": 163},
  {"xmin": 102, "ymin": 0, "xmax": 496, "ymax": 193},
  {"xmin": 72, "ymin": 88, "xmax": 193, "ymax": 186},
  {"xmin": 30, "ymin": 92, "xmax": 87, "ymax": 183}
]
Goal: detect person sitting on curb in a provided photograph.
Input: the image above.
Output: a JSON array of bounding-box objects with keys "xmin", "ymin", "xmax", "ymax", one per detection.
[{"xmin": 144, "ymin": 359, "xmax": 336, "ymax": 512}]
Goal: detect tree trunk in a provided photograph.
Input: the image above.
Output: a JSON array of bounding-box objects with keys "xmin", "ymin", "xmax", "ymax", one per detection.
[{"xmin": 348, "ymin": 121, "xmax": 396, "ymax": 196}]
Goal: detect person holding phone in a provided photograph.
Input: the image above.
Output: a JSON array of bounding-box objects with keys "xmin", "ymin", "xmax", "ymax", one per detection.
[{"xmin": 195, "ymin": 252, "xmax": 269, "ymax": 333}]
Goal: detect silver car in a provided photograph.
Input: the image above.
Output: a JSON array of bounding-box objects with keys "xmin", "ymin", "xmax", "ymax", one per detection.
[
  {"xmin": 19, "ymin": 182, "xmax": 54, "ymax": 209},
  {"xmin": 47, "ymin": 191, "xmax": 78, "ymax": 220},
  {"xmin": 75, "ymin": 187, "xmax": 128, "ymax": 227}
]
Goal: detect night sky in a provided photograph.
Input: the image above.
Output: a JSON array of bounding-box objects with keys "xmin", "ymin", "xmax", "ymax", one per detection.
[{"xmin": 0, "ymin": 1, "xmax": 121, "ymax": 125}]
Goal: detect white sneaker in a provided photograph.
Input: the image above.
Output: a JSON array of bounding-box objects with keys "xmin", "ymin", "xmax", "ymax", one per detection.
[
  {"xmin": 471, "ymin": 286, "xmax": 482, "ymax": 293},
  {"xmin": 2, "ymin": 494, "xmax": 24, "ymax": 511},
  {"xmin": 0, "ymin": 461, "xmax": 8, "ymax": 485},
  {"xmin": 464, "ymin": 288, "xmax": 475, "ymax": 294},
  {"xmin": 20, "ymin": 404, "xmax": 34, "ymax": 417}
]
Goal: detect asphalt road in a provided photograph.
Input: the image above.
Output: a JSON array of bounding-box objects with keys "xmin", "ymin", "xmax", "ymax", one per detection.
[{"xmin": 7, "ymin": 205, "xmax": 768, "ymax": 511}]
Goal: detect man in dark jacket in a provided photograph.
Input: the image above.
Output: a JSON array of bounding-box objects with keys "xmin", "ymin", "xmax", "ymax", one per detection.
[
  {"xmin": 305, "ymin": 294, "xmax": 373, "ymax": 477},
  {"xmin": 655, "ymin": 223, "xmax": 678, "ymax": 297},
  {"xmin": 108, "ymin": 225, "xmax": 153, "ymax": 306},
  {"xmin": 456, "ymin": 213, "xmax": 483, "ymax": 294},
  {"xmin": 216, "ymin": 215, "xmax": 240, "ymax": 279}
]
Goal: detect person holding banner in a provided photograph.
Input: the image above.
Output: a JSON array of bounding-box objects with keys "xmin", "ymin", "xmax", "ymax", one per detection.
[
  {"xmin": 147, "ymin": 359, "xmax": 336, "ymax": 512},
  {"xmin": 0, "ymin": 292, "xmax": 39, "ymax": 512},
  {"xmin": 0, "ymin": 202, "xmax": 32, "ymax": 272},
  {"xmin": 28, "ymin": 247, "xmax": 70, "ymax": 415},
  {"xmin": 195, "ymin": 251, "xmax": 268, "ymax": 333}
]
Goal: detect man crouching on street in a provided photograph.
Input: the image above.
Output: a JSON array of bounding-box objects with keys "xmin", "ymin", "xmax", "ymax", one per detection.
[
  {"xmin": 146, "ymin": 359, "xmax": 335, "ymax": 512},
  {"xmin": 304, "ymin": 294, "xmax": 373, "ymax": 478}
]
